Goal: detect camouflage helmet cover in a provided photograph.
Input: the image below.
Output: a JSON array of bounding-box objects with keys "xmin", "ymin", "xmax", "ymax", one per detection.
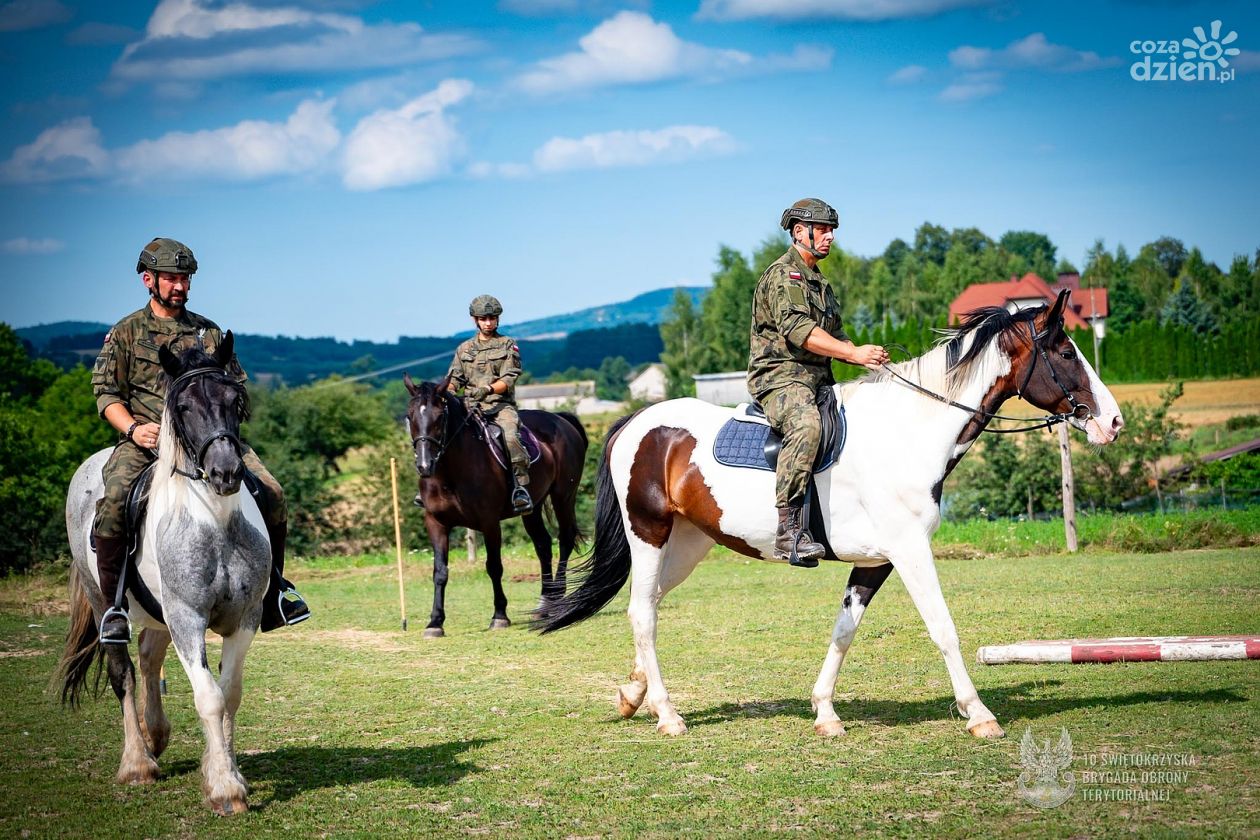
[
  {"xmin": 137, "ymin": 237, "xmax": 198, "ymax": 275},
  {"xmin": 469, "ymin": 294, "xmax": 503, "ymax": 317},
  {"xmin": 780, "ymin": 198, "xmax": 839, "ymax": 231}
]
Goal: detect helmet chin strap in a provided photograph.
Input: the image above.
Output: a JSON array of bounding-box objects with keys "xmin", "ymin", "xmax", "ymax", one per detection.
[
  {"xmin": 800, "ymin": 223, "xmax": 827, "ymax": 259},
  {"xmin": 148, "ymin": 275, "xmax": 185, "ymax": 311}
]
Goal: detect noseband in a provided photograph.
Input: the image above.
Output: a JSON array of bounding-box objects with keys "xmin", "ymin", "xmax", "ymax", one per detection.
[
  {"xmin": 410, "ymin": 392, "xmax": 471, "ymax": 470},
  {"xmin": 883, "ymin": 319, "xmax": 1092, "ymax": 434},
  {"xmin": 168, "ymin": 366, "xmax": 244, "ymax": 481}
]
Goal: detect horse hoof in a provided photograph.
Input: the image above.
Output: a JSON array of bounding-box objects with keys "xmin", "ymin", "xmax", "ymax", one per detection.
[
  {"xmin": 487, "ymin": 618, "xmax": 511, "ymax": 630},
  {"xmin": 968, "ymin": 720, "xmax": 1005, "ymax": 739},
  {"xmin": 211, "ymin": 797, "xmax": 249, "ymax": 816},
  {"xmin": 814, "ymin": 720, "xmax": 846, "ymax": 738},
  {"xmin": 422, "ymin": 627, "xmax": 445, "ymax": 639},
  {"xmin": 116, "ymin": 758, "xmax": 160, "ymax": 785},
  {"xmin": 656, "ymin": 719, "xmax": 687, "ymax": 736},
  {"xmin": 616, "ymin": 686, "xmax": 644, "ymax": 719}
]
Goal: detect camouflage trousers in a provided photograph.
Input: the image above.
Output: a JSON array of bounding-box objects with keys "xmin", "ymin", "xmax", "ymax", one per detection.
[
  {"xmin": 759, "ymin": 382, "xmax": 821, "ymax": 508},
  {"xmin": 490, "ymin": 406, "xmax": 530, "ymax": 485},
  {"xmin": 92, "ymin": 439, "xmax": 286, "ymax": 539}
]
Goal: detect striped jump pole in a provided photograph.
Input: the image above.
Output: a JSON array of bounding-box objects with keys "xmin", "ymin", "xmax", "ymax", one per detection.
[{"xmin": 977, "ymin": 635, "xmax": 1260, "ymax": 665}]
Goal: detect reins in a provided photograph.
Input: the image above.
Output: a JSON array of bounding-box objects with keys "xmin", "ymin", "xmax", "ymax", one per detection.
[
  {"xmin": 411, "ymin": 391, "xmax": 472, "ymax": 468},
  {"xmin": 880, "ymin": 320, "xmax": 1092, "ymax": 435}
]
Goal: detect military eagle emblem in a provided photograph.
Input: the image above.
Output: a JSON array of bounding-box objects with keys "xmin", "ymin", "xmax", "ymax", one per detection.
[{"xmin": 1017, "ymin": 727, "xmax": 1076, "ymax": 808}]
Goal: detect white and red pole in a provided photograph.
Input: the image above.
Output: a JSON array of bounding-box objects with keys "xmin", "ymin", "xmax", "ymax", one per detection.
[{"xmin": 977, "ymin": 635, "xmax": 1260, "ymax": 665}]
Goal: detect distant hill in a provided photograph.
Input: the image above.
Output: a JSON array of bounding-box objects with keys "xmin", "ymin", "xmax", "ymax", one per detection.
[
  {"xmin": 502, "ymin": 287, "xmax": 707, "ymax": 338},
  {"xmin": 13, "ymin": 286, "xmax": 705, "ymax": 384}
]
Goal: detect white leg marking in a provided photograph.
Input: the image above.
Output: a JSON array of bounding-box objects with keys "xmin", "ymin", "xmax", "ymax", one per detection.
[{"xmin": 810, "ymin": 585, "xmax": 871, "ymax": 737}]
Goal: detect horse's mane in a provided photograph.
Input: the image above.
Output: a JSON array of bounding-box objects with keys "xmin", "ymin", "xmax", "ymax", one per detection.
[
  {"xmin": 852, "ymin": 304, "xmax": 1043, "ymax": 402},
  {"xmin": 409, "ymin": 380, "xmax": 465, "ymax": 418}
]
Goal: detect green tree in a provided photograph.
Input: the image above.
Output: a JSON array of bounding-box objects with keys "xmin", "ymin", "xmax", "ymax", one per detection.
[
  {"xmin": 595, "ymin": 356, "xmax": 631, "ymax": 400},
  {"xmin": 659, "ymin": 288, "xmax": 701, "ymax": 397},
  {"xmin": 1149, "ymin": 236, "xmax": 1188, "ymax": 278},
  {"xmin": 1000, "ymin": 230, "xmax": 1058, "ymax": 275},
  {"xmin": 1160, "ymin": 283, "xmax": 1218, "ymax": 334}
]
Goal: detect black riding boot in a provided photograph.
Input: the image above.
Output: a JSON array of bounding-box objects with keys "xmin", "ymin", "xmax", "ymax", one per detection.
[
  {"xmin": 260, "ymin": 522, "xmax": 311, "ymax": 632},
  {"xmin": 510, "ymin": 473, "xmax": 533, "ymax": 515},
  {"xmin": 774, "ymin": 505, "xmax": 824, "ymax": 568},
  {"xmin": 94, "ymin": 534, "xmax": 132, "ymax": 644}
]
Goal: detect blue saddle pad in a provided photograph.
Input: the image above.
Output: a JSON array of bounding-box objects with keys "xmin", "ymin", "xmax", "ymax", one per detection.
[{"xmin": 713, "ymin": 406, "xmax": 846, "ymax": 472}]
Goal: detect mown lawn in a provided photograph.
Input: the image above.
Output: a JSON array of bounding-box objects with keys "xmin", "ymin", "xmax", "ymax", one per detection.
[{"xmin": 0, "ymin": 546, "xmax": 1256, "ymax": 838}]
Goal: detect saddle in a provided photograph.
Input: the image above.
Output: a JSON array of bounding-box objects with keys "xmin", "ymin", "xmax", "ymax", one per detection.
[
  {"xmin": 712, "ymin": 386, "xmax": 846, "ymax": 473},
  {"xmin": 471, "ymin": 411, "xmax": 542, "ymax": 472},
  {"xmin": 112, "ymin": 462, "xmax": 273, "ymax": 624}
]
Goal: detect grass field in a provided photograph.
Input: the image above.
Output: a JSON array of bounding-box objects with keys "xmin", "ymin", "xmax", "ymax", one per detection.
[{"xmin": 0, "ymin": 544, "xmax": 1256, "ymax": 838}]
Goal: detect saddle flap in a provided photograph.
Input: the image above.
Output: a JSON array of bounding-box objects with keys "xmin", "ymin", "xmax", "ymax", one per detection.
[
  {"xmin": 713, "ymin": 390, "xmax": 846, "ymax": 474},
  {"xmin": 477, "ymin": 411, "xmax": 542, "ymax": 471}
]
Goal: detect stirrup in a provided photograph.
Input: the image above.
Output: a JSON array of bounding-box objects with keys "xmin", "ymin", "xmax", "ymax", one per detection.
[
  {"xmin": 276, "ymin": 586, "xmax": 311, "ymax": 627},
  {"xmin": 511, "ymin": 486, "xmax": 533, "ymax": 514},
  {"xmin": 99, "ymin": 606, "xmax": 132, "ymax": 645}
]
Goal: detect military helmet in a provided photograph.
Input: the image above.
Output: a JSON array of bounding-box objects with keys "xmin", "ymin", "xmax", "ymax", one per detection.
[
  {"xmin": 780, "ymin": 198, "xmax": 838, "ymax": 232},
  {"xmin": 136, "ymin": 237, "xmax": 198, "ymax": 275},
  {"xmin": 469, "ymin": 294, "xmax": 503, "ymax": 317}
]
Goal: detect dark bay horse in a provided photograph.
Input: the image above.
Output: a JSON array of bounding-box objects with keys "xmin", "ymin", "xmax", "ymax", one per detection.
[
  {"xmin": 403, "ymin": 373, "xmax": 587, "ymax": 637},
  {"xmin": 535, "ymin": 291, "xmax": 1124, "ymax": 739},
  {"xmin": 60, "ymin": 335, "xmax": 270, "ymax": 814}
]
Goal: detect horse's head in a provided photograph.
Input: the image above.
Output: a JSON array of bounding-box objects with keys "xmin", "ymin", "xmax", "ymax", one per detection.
[
  {"xmin": 404, "ymin": 372, "xmax": 456, "ymax": 478},
  {"xmin": 159, "ymin": 331, "xmax": 249, "ymax": 495},
  {"xmin": 1002, "ymin": 290, "xmax": 1123, "ymax": 444}
]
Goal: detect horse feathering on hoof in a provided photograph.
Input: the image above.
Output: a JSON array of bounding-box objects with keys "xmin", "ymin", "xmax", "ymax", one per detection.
[
  {"xmin": 404, "ymin": 373, "xmax": 587, "ymax": 637},
  {"xmin": 533, "ymin": 291, "xmax": 1123, "ymax": 739},
  {"xmin": 58, "ymin": 334, "xmax": 270, "ymax": 815}
]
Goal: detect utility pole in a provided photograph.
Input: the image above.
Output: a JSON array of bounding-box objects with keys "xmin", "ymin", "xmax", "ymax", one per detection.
[{"xmin": 1058, "ymin": 423, "xmax": 1078, "ymax": 552}]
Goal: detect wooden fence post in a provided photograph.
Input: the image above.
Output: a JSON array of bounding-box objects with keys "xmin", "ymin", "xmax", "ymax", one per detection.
[
  {"xmin": 466, "ymin": 529, "xmax": 478, "ymax": 564},
  {"xmin": 1058, "ymin": 423, "xmax": 1078, "ymax": 552}
]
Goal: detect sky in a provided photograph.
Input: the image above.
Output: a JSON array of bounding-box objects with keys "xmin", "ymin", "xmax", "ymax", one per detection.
[{"xmin": 0, "ymin": 0, "xmax": 1256, "ymax": 342}]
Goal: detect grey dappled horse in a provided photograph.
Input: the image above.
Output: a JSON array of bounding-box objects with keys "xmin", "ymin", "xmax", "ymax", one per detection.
[{"xmin": 59, "ymin": 334, "xmax": 270, "ymax": 815}]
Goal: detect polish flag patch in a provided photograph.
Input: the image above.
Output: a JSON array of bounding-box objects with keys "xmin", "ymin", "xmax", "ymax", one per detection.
[{"xmin": 788, "ymin": 271, "xmax": 802, "ymax": 280}]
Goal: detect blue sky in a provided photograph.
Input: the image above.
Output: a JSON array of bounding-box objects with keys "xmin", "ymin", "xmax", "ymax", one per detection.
[{"xmin": 1, "ymin": 0, "xmax": 1256, "ymax": 341}]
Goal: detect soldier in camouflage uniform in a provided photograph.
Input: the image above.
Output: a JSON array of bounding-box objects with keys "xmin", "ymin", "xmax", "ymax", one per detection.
[
  {"xmin": 90, "ymin": 237, "xmax": 309, "ymax": 644},
  {"xmin": 447, "ymin": 295, "xmax": 533, "ymax": 515},
  {"xmin": 748, "ymin": 199, "xmax": 890, "ymax": 567}
]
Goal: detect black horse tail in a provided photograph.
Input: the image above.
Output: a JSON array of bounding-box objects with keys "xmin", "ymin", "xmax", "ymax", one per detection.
[
  {"xmin": 556, "ymin": 411, "xmax": 587, "ymax": 450},
  {"xmin": 532, "ymin": 410, "xmax": 640, "ymax": 634},
  {"xmin": 56, "ymin": 563, "xmax": 104, "ymax": 707}
]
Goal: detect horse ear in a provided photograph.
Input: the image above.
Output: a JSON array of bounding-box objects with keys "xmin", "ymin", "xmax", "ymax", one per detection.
[
  {"xmin": 1043, "ymin": 289, "xmax": 1070, "ymax": 336},
  {"xmin": 159, "ymin": 343, "xmax": 181, "ymax": 377},
  {"xmin": 215, "ymin": 330, "xmax": 235, "ymax": 369},
  {"xmin": 439, "ymin": 373, "xmax": 452, "ymax": 392},
  {"xmin": 403, "ymin": 371, "xmax": 418, "ymax": 396}
]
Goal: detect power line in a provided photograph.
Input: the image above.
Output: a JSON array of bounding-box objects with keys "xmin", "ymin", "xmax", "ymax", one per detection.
[{"xmin": 309, "ymin": 348, "xmax": 455, "ymax": 389}]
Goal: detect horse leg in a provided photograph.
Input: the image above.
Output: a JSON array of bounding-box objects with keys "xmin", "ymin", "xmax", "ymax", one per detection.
[
  {"xmin": 105, "ymin": 643, "xmax": 160, "ymax": 784},
  {"xmin": 137, "ymin": 628, "xmax": 172, "ymax": 758},
  {"xmin": 889, "ymin": 542, "xmax": 1003, "ymax": 739},
  {"xmin": 810, "ymin": 564, "xmax": 894, "ymax": 737},
  {"xmin": 483, "ymin": 521, "xmax": 510, "ymax": 629},
  {"xmin": 167, "ymin": 609, "xmax": 249, "ymax": 815},
  {"xmin": 424, "ymin": 515, "xmax": 450, "ymax": 638},
  {"xmin": 520, "ymin": 510, "xmax": 556, "ymax": 607},
  {"xmin": 217, "ymin": 629, "xmax": 256, "ymax": 785},
  {"xmin": 554, "ymin": 487, "xmax": 581, "ymax": 600},
  {"xmin": 625, "ymin": 518, "xmax": 712, "ymax": 735}
]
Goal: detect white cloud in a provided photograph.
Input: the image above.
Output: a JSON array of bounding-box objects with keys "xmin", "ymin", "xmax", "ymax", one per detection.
[
  {"xmin": 2, "ymin": 237, "xmax": 65, "ymax": 255},
  {"xmin": 515, "ymin": 11, "xmax": 754, "ymax": 93},
  {"xmin": 0, "ymin": 117, "xmax": 109, "ymax": 183},
  {"xmin": 888, "ymin": 64, "xmax": 927, "ymax": 84},
  {"xmin": 0, "ymin": 0, "xmax": 71, "ymax": 32},
  {"xmin": 697, "ymin": 0, "xmax": 991, "ymax": 21},
  {"xmin": 111, "ymin": 0, "xmax": 480, "ymax": 84},
  {"xmin": 939, "ymin": 72, "xmax": 1002, "ymax": 102},
  {"xmin": 533, "ymin": 125, "xmax": 735, "ymax": 172},
  {"xmin": 113, "ymin": 99, "xmax": 340, "ymax": 181},
  {"xmin": 949, "ymin": 33, "xmax": 1118, "ymax": 73},
  {"xmin": 340, "ymin": 80, "xmax": 473, "ymax": 191}
]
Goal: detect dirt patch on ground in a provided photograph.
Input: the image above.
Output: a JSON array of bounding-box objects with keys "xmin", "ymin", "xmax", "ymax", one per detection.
[{"xmin": 299, "ymin": 628, "xmax": 410, "ymax": 653}]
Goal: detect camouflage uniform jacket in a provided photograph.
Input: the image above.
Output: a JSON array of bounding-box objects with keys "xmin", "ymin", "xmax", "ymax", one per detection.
[
  {"xmin": 92, "ymin": 305, "xmax": 246, "ymax": 428},
  {"xmin": 747, "ymin": 246, "xmax": 849, "ymax": 400},
  {"xmin": 447, "ymin": 334, "xmax": 522, "ymax": 412}
]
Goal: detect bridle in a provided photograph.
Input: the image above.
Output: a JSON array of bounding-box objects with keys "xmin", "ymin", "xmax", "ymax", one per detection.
[
  {"xmin": 880, "ymin": 319, "xmax": 1093, "ymax": 435},
  {"xmin": 410, "ymin": 391, "xmax": 471, "ymax": 470},
  {"xmin": 167, "ymin": 366, "xmax": 245, "ymax": 480}
]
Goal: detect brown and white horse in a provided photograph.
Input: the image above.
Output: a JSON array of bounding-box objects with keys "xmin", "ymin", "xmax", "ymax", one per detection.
[{"xmin": 534, "ymin": 291, "xmax": 1123, "ymax": 739}]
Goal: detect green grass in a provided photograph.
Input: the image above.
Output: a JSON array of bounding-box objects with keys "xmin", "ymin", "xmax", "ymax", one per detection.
[
  {"xmin": 1, "ymin": 546, "xmax": 1256, "ymax": 838},
  {"xmin": 935, "ymin": 507, "xmax": 1260, "ymax": 558}
]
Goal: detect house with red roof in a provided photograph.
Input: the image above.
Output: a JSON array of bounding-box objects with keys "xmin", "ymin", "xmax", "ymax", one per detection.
[{"xmin": 949, "ymin": 272, "xmax": 1110, "ymax": 337}]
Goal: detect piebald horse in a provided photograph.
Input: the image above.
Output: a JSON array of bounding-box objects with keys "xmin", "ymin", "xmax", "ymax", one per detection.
[
  {"xmin": 59, "ymin": 335, "xmax": 270, "ymax": 814},
  {"xmin": 535, "ymin": 291, "xmax": 1123, "ymax": 739}
]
